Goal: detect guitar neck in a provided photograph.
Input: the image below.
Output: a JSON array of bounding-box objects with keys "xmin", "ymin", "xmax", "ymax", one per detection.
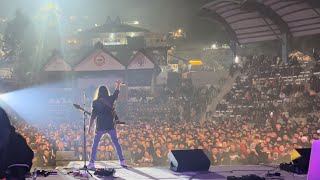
[
  {"xmin": 74, "ymin": 104, "xmax": 125, "ymax": 125},
  {"xmin": 85, "ymin": 110, "xmax": 91, "ymax": 115},
  {"xmin": 80, "ymin": 107, "xmax": 91, "ymax": 116}
]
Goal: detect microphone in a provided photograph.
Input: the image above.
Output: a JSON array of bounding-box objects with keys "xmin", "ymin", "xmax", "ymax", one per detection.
[{"xmin": 83, "ymin": 91, "xmax": 86, "ymax": 109}]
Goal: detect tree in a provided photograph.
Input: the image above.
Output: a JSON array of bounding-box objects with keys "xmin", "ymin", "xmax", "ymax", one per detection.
[
  {"xmin": 3, "ymin": 10, "xmax": 29, "ymax": 58},
  {"xmin": 2, "ymin": 10, "xmax": 37, "ymax": 87}
]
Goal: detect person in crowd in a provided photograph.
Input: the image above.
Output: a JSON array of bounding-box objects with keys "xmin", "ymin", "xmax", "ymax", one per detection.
[
  {"xmin": 226, "ymin": 144, "xmax": 241, "ymax": 165},
  {"xmin": 153, "ymin": 149, "xmax": 167, "ymax": 166},
  {"xmin": 138, "ymin": 151, "xmax": 153, "ymax": 166},
  {"xmin": 75, "ymin": 146, "xmax": 84, "ymax": 161},
  {"xmin": 42, "ymin": 150, "xmax": 55, "ymax": 167},
  {"xmin": 211, "ymin": 147, "xmax": 222, "ymax": 165}
]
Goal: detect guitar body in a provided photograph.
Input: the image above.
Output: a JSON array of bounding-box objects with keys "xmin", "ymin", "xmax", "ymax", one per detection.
[{"xmin": 73, "ymin": 104, "xmax": 125, "ymax": 125}]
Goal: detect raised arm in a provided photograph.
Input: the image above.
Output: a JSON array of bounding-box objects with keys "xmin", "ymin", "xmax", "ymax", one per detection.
[
  {"xmin": 111, "ymin": 80, "xmax": 122, "ymax": 102},
  {"xmin": 115, "ymin": 80, "xmax": 121, "ymax": 91}
]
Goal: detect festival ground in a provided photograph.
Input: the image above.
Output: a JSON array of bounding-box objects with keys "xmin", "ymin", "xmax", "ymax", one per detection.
[{"xmin": 30, "ymin": 161, "xmax": 308, "ymax": 180}]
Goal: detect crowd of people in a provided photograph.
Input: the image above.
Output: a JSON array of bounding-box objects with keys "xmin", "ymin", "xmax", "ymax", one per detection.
[
  {"xmin": 220, "ymin": 55, "xmax": 320, "ymax": 118},
  {"xmin": 216, "ymin": 55, "xmax": 320, "ymax": 163},
  {"xmin": 4, "ymin": 78, "xmax": 219, "ymax": 167},
  {"xmin": 9, "ymin": 109, "xmax": 320, "ymax": 168},
  {"xmin": 4, "ymin": 54, "xmax": 320, "ymax": 168}
]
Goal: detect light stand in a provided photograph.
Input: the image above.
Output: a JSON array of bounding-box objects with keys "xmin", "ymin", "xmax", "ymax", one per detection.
[{"xmin": 77, "ymin": 91, "xmax": 92, "ymax": 177}]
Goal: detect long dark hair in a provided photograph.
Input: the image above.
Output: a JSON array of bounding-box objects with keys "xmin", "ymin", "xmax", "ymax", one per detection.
[{"xmin": 94, "ymin": 86, "xmax": 110, "ymax": 100}]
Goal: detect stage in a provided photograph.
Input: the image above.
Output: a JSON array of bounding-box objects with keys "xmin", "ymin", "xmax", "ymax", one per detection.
[{"xmin": 30, "ymin": 161, "xmax": 308, "ymax": 180}]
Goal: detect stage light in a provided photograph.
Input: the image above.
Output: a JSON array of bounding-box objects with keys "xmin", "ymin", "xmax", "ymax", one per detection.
[
  {"xmin": 69, "ymin": 16, "xmax": 76, "ymax": 21},
  {"xmin": 211, "ymin": 44, "xmax": 217, "ymax": 49},
  {"xmin": 178, "ymin": 29, "xmax": 182, "ymax": 33},
  {"xmin": 0, "ymin": 82, "xmax": 69, "ymax": 123},
  {"xmin": 189, "ymin": 60, "xmax": 203, "ymax": 65},
  {"xmin": 40, "ymin": 2, "xmax": 59, "ymax": 12},
  {"xmin": 235, "ymin": 56, "xmax": 239, "ymax": 63}
]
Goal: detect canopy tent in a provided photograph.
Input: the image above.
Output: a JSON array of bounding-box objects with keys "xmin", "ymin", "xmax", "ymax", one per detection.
[
  {"xmin": 44, "ymin": 56, "xmax": 72, "ymax": 72},
  {"xmin": 126, "ymin": 50, "xmax": 157, "ymax": 86},
  {"xmin": 74, "ymin": 48, "xmax": 125, "ymax": 71},
  {"xmin": 127, "ymin": 51, "xmax": 155, "ymax": 70},
  {"xmin": 42, "ymin": 45, "xmax": 162, "ymax": 89}
]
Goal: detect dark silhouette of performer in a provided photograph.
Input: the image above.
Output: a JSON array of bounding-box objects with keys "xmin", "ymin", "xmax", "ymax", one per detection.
[
  {"xmin": 0, "ymin": 106, "xmax": 34, "ymax": 180},
  {"xmin": 88, "ymin": 80, "xmax": 127, "ymax": 169}
]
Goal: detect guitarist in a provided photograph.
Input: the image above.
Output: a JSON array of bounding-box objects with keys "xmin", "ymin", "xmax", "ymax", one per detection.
[{"xmin": 87, "ymin": 80, "xmax": 127, "ymax": 169}]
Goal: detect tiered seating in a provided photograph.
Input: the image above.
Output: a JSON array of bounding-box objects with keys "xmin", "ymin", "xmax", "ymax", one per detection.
[{"xmin": 217, "ymin": 58, "xmax": 320, "ymax": 118}]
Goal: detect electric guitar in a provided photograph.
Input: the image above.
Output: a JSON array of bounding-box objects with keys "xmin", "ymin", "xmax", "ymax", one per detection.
[{"xmin": 72, "ymin": 104, "xmax": 125, "ymax": 125}]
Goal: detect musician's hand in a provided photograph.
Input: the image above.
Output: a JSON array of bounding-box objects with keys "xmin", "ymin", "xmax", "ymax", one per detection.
[{"xmin": 115, "ymin": 80, "xmax": 122, "ymax": 85}]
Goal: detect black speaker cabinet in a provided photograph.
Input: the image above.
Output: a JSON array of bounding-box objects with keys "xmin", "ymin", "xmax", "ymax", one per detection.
[
  {"xmin": 168, "ymin": 149, "xmax": 210, "ymax": 172},
  {"xmin": 280, "ymin": 148, "xmax": 311, "ymax": 174},
  {"xmin": 292, "ymin": 148, "xmax": 311, "ymax": 174}
]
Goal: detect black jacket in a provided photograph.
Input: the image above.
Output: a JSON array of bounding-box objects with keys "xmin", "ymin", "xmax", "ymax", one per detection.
[
  {"xmin": 0, "ymin": 131, "xmax": 34, "ymax": 179},
  {"xmin": 91, "ymin": 90, "xmax": 119, "ymax": 131}
]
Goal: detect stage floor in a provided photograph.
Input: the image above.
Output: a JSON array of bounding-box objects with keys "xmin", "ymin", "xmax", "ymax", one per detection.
[{"xmin": 37, "ymin": 161, "xmax": 307, "ymax": 180}]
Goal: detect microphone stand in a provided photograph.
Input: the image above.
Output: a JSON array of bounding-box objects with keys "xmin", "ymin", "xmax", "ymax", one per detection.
[{"xmin": 79, "ymin": 91, "xmax": 92, "ymax": 177}]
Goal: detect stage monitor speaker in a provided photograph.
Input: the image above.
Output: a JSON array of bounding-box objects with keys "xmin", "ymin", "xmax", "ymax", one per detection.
[
  {"xmin": 56, "ymin": 151, "xmax": 76, "ymax": 161},
  {"xmin": 168, "ymin": 149, "xmax": 210, "ymax": 172},
  {"xmin": 282, "ymin": 148, "xmax": 312, "ymax": 174},
  {"xmin": 55, "ymin": 151, "xmax": 76, "ymax": 166},
  {"xmin": 292, "ymin": 148, "xmax": 311, "ymax": 174}
]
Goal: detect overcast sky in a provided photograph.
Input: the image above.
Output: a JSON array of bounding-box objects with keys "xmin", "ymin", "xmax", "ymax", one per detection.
[{"xmin": 0, "ymin": 0, "xmax": 226, "ymax": 43}]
